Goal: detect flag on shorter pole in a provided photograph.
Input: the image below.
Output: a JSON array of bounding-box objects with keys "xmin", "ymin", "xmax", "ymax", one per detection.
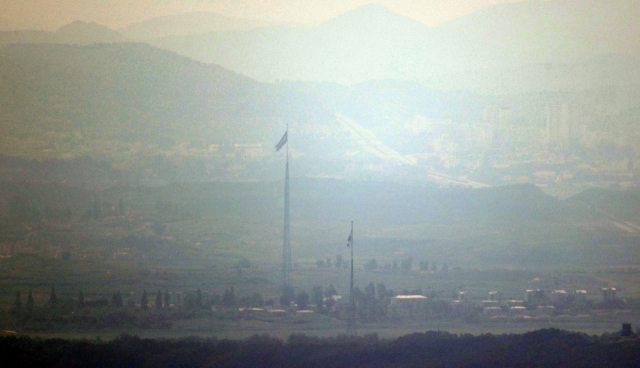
[
  {"xmin": 275, "ymin": 131, "xmax": 288, "ymax": 151},
  {"xmin": 347, "ymin": 228, "xmax": 353, "ymax": 247}
]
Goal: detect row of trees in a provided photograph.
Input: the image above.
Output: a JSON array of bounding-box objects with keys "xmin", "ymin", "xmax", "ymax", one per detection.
[
  {"xmin": 317, "ymin": 256, "xmax": 451, "ymax": 272},
  {"xmin": 316, "ymin": 254, "xmax": 344, "ymax": 268},
  {"xmin": 12, "ymin": 288, "xmax": 56, "ymax": 314},
  {"xmin": 5, "ymin": 329, "xmax": 638, "ymax": 367},
  {"xmin": 362, "ymin": 258, "xmax": 449, "ymax": 272}
]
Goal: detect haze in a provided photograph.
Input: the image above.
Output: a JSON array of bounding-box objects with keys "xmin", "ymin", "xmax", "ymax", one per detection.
[
  {"xmin": 3, "ymin": 0, "xmax": 527, "ymax": 30},
  {"xmin": 1, "ymin": 0, "xmax": 639, "ymax": 358}
]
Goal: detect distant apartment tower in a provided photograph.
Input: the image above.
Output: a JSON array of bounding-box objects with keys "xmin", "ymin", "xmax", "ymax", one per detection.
[
  {"xmin": 546, "ymin": 101, "xmax": 573, "ymax": 150},
  {"xmin": 483, "ymin": 106, "xmax": 513, "ymax": 146}
]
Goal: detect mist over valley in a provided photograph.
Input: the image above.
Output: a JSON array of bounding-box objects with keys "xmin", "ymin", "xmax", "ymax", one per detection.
[{"xmin": 1, "ymin": 1, "xmax": 640, "ymax": 361}]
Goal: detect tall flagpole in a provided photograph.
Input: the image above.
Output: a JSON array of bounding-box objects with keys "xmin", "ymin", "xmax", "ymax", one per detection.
[
  {"xmin": 282, "ymin": 124, "xmax": 292, "ymax": 293},
  {"xmin": 347, "ymin": 220, "xmax": 356, "ymax": 336}
]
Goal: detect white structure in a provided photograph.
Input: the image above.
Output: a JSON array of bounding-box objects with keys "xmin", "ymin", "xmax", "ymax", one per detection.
[
  {"xmin": 392, "ymin": 295, "xmax": 428, "ymax": 307},
  {"xmin": 483, "ymin": 306, "xmax": 503, "ymax": 316}
]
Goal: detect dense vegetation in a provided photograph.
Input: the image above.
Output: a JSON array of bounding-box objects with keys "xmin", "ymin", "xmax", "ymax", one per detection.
[{"xmin": 1, "ymin": 329, "xmax": 638, "ymax": 367}]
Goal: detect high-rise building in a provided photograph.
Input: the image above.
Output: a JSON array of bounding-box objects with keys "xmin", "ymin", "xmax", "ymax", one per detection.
[
  {"xmin": 482, "ymin": 106, "xmax": 513, "ymax": 147},
  {"xmin": 546, "ymin": 101, "xmax": 573, "ymax": 150}
]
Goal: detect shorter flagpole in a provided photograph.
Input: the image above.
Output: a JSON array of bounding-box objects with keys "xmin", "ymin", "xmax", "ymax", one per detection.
[{"xmin": 347, "ymin": 221, "xmax": 356, "ymax": 336}]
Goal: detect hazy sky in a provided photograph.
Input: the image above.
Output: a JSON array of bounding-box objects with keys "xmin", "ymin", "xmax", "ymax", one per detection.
[{"xmin": 1, "ymin": 0, "xmax": 528, "ymax": 31}]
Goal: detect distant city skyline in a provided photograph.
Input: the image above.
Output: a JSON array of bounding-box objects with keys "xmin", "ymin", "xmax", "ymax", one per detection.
[{"xmin": 1, "ymin": 0, "xmax": 528, "ymax": 31}]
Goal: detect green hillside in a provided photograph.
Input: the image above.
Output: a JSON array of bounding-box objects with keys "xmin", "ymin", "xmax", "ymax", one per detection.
[{"xmin": 0, "ymin": 43, "xmax": 295, "ymax": 150}]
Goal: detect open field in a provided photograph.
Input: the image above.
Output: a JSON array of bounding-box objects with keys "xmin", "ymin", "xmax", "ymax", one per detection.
[{"xmin": 2, "ymin": 181, "xmax": 640, "ymax": 340}]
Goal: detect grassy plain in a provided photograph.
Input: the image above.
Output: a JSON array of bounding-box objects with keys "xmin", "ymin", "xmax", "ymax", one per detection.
[{"xmin": 2, "ymin": 180, "xmax": 640, "ymax": 340}]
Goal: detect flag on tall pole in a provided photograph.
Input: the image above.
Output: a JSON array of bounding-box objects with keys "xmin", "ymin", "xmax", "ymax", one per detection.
[
  {"xmin": 275, "ymin": 131, "xmax": 288, "ymax": 151},
  {"xmin": 347, "ymin": 227, "xmax": 353, "ymax": 247},
  {"xmin": 277, "ymin": 125, "xmax": 292, "ymax": 293}
]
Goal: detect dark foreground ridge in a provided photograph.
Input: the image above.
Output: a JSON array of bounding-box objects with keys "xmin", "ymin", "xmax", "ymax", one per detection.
[{"xmin": 1, "ymin": 329, "xmax": 639, "ymax": 367}]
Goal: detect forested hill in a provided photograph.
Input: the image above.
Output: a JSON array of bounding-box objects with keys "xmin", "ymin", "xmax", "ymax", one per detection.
[
  {"xmin": 0, "ymin": 179, "xmax": 592, "ymax": 226},
  {"xmin": 1, "ymin": 329, "xmax": 638, "ymax": 367},
  {"xmin": 0, "ymin": 43, "xmax": 330, "ymax": 147}
]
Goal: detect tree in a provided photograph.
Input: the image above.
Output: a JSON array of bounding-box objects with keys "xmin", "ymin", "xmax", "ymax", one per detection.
[
  {"xmin": 77, "ymin": 290, "xmax": 85, "ymax": 309},
  {"xmin": 222, "ymin": 288, "xmax": 237, "ymax": 308},
  {"xmin": 279, "ymin": 293, "xmax": 291, "ymax": 308},
  {"xmin": 49, "ymin": 287, "xmax": 57, "ymax": 305},
  {"xmin": 431, "ymin": 263, "xmax": 437, "ymax": 272},
  {"xmin": 112, "ymin": 291, "xmax": 123, "ymax": 307},
  {"xmin": 279, "ymin": 286, "xmax": 294, "ymax": 309},
  {"xmin": 401, "ymin": 257, "xmax": 413, "ymax": 271},
  {"xmin": 246, "ymin": 293, "xmax": 264, "ymax": 308},
  {"xmin": 419, "ymin": 260, "xmax": 429, "ymax": 271},
  {"xmin": 9, "ymin": 196, "xmax": 41, "ymax": 224},
  {"xmin": 26, "ymin": 289, "xmax": 34, "ymax": 310},
  {"xmin": 316, "ymin": 259, "xmax": 325, "ymax": 268},
  {"xmin": 365, "ymin": 282, "xmax": 376, "ymax": 299},
  {"xmin": 325, "ymin": 284, "xmax": 338, "ymax": 298},
  {"xmin": 141, "ymin": 289, "xmax": 148, "ymax": 310},
  {"xmin": 326, "ymin": 258, "xmax": 332, "ymax": 268},
  {"xmin": 92, "ymin": 195, "xmax": 100, "ymax": 220},
  {"xmin": 196, "ymin": 288, "xmax": 203, "ymax": 308},
  {"xmin": 377, "ymin": 283, "xmax": 388, "ymax": 300},
  {"xmin": 295, "ymin": 291, "xmax": 309, "ymax": 310},
  {"xmin": 152, "ymin": 222, "xmax": 166, "ymax": 236},
  {"xmin": 442, "ymin": 263, "xmax": 449, "ymax": 272},
  {"xmin": 311, "ymin": 286, "xmax": 323, "ymax": 311},
  {"xmin": 335, "ymin": 254, "xmax": 343, "ymax": 268},
  {"xmin": 155, "ymin": 290, "xmax": 163, "ymax": 310},
  {"xmin": 364, "ymin": 258, "xmax": 378, "ymax": 271},
  {"xmin": 164, "ymin": 290, "xmax": 170, "ymax": 309},
  {"xmin": 12, "ymin": 291, "xmax": 21, "ymax": 313}
]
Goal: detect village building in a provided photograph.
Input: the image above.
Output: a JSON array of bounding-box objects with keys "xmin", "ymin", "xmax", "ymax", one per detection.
[
  {"xmin": 602, "ymin": 288, "xmax": 617, "ymax": 302},
  {"xmin": 483, "ymin": 306, "xmax": 503, "ymax": 316},
  {"xmin": 506, "ymin": 300, "xmax": 525, "ymax": 307},
  {"xmin": 392, "ymin": 295, "xmax": 428, "ymax": 308},
  {"xmin": 525, "ymin": 289, "xmax": 545, "ymax": 305},
  {"xmin": 574, "ymin": 290, "xmax": 587, "ymax": 302},
  {"xmin": 487, "ymin": 291, "xmax": 501, "ymax": 302},
  {"xmin": 509, "ymin": 306, "xmax": 527, "ymax": 315},
  {"xmin": 552, "ymin": 290, "xmax": 568, "ymax": 303}
]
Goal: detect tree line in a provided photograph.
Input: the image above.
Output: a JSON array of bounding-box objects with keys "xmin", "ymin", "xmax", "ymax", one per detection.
[{"xmin": 1, "ymin": 328, "xmax": 638, "ymax": 367}]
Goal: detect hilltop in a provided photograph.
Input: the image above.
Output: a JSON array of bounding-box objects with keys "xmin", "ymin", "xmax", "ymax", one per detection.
[{"xmin": 0, "ymin": 42, "xmax": 329, "ymax": 149}]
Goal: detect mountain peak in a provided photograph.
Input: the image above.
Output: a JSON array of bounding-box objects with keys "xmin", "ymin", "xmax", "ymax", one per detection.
[
  {"xmin": 318, "ymin": 3, "xmax": 427, "ymax": 32},
  {"xmin": 55, "ymin": 21, "xmax": 125, "ymax": 44}
]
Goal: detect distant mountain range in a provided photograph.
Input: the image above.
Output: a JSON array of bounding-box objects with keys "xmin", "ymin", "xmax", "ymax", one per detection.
[
  {"xmin": 0, "ymin": 43, "xmax": 329, "ymax": 148},
  {"xmin": 146, "ymin": 1, "xmax": 640, "ymax": 87},
  {"xmin": 0, "ymin": 21, "xmax": 126, "ymax": 46},
  {"xmin": 1, "ymin": 1, "xmax": 638, "ymax": 92},
  {"xmin": 117, "ymin": 11, "xmax": 274, "ymax": 41}
]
